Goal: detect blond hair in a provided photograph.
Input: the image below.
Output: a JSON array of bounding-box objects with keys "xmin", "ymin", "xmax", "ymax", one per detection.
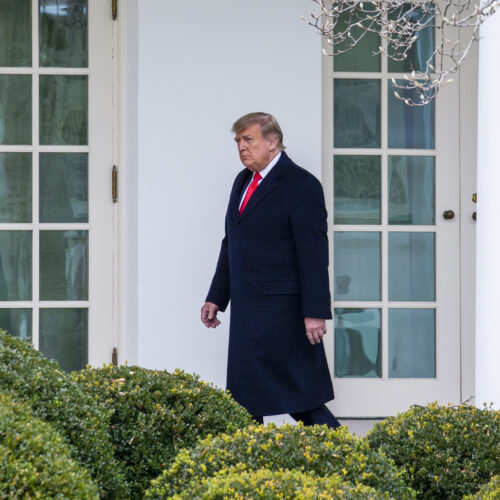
[{"xmin": 231, "ymin": 112, "xmax": 286, "ymax": 151}]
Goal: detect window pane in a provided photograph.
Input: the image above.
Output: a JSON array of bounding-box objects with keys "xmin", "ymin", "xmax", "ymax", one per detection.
[
  {"xmin": 0, "ymin": 153, "xmax": 32, "ymax": 223},
  {"xmin": 0, "ymin": 75, "xmax": 32, "ymax": 145},
  {"xmin": 0, "ymin": 0, "xmax": 31, "ymax": 67},
  {"xmin": 334, "ymin": 155, "xmax": 380, "ymax": 224},
  {"xmin": 389, "ymin": 232, "xmax": 435, "ymax": 301},
  {"xmin": 39, "ymin": 75, "xmax": 88, "ymax": 145},
  {"xmin": 388, "ymin": 3, "xmax": 435, "ymax": 73},
  {"xmin": 334, "ymin": 79, "xmax": 381, "ymax": 148},
  {"xmin": 0, "ymin": 231, "xmax": 32, "ymax": 301},
  {"xmin": 388, "ymin": 156, "xmax": 435, "ymax": 225},
  {"xmin": 39, "ymin": 0, "xmax": 88, "ymax": 68},
  {"xmin": 40, "ymin": 153, "xmax": 88, "ymax": 223},
  {"xmin": 40, "ymin": 230, "xmax": 88, "ymax": 301},
  {"xmin": 334, "ymin": 232, "xmax": 381, "ymax": 301},
  {"xmin": 389, "ymin": 308, "xmax": 436, "ymax": 378},
  {"xmin": 335, "ymin": 308, "xmax": 381, "ymax": 378},
  {"xmin": 334, "ymin": 5, "xmax": 380, "ymax": 72},
  {"xmin": 39, "ymin": 308, "xmax": 88, "ymax": 372},
  {"xmin": 0, "ymin": 309, "xmax": 32, "ymax": 342},
  {"xmin": 388, "ymin": 82, "xmax": 435, "ymax": 149}
]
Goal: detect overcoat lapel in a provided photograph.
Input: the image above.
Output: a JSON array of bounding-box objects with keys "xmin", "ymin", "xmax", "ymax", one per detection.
[
  {"xmin": 237, "ymin": 153, "xmax": 289, "ymax": 225},
  {"xmin": 230, "ymin": 169, "xmax": 252, "ymax": 219}
]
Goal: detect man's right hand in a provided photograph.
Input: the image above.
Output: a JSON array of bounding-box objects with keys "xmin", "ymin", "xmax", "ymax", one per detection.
[{"xmin": 201, "ymin": 302, "xmax": 221, "ymax": 328}]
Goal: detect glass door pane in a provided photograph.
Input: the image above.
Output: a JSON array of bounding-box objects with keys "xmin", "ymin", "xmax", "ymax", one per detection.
[
  {"xmin": 0, "ymin": 0, "xmax": 107, "ymax": 373},
  {"xmin": 0, "ymin": 0, "xmax": 32, "ymax": 67},
  {"xmin": 329, "ymin": 0, "xmax": 461, "ymax": 415}
]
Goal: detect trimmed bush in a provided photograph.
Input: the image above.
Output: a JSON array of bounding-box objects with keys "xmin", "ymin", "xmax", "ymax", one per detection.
[
  {"xmin": 145, "ymin": 423, "xmax": 415, "ymax": 499},
  {"xmin": 367, "ymin": 402, "xmax": 500, "ymax": 499},
  {"xmin": 0, "ymin": 391, "xmax": 99, "ymax": 499},
  {"xmin": 170, "ymin": 469, "xmax": 390, "ymax": 499},
  {"xmin": 465, "ymin": 475, "xmax": 500, "ymax": 500},
  {"xmin": 0, "ymin": 331, "xmax": 129, "ymax": 499},
  {"xmin": 73, "ymin": 364, "xmax": 253, "ymax": 497}
]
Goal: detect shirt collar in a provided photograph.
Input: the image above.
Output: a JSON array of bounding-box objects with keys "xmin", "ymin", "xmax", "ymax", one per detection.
[{"xmin": 255, "ymin": 151, "xmax": 281, "ymax": 180}]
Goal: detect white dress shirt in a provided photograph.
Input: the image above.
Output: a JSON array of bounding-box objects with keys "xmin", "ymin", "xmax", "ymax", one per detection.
[{"xmin": 239, "ymin": 152, "xmax": 282, "ymax": 210}]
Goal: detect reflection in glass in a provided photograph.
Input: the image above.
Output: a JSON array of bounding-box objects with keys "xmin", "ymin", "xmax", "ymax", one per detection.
[
  {"xmin": 389, "ymin": 232, "xmax": 435, "ymax": 301},
  {"xmin": 0, "ymin": 309, "xmax": 32, "ymax": 342},
  {"xmin": 389, "ymin": 308, "xmax": 436, "ymax": 377},
  {"xmin": 388, "ymin": 3, "xmax": 435, "ymax": 73},
  {"xmin": 40, "ymin": 153, "xmax": 88, "ymax": 222},
  {"xmin": 388, "ymin": 82, "xmax": 435, "ymax": 149},
  {"xmin": 389, "ymin": 156, "xmax": 435, "ymax": 225},
  {"xmin": 0, "ymin": 231, "xmax": 32, "ymax": 301},
  {"xmin": 0, "ymin": 0, "xmax": 31, "ymax": 67},
  {"xmin": 39, "ymin": 308, "xmax": 87, "ymax": 372},
  {"xmin": 40, "ymin": 75, "xmax": 88, "ymax": 145},
  {"xmin": 334, "ymin": 79, "xmax": 381, "ymax": 148},
  {"xmin": 0, "ymin": 153, "xmax": 32, "ymax": 223},
  {"xmin": 334, "ymin": 5, "xmax": 380, "ymax": 72},
  {"xmin": 0, "ymin": 75, "xmax": 32, "ymax": 145},
  {"xmin": 335, "ymin": 308, "xmax": 381, "ymax": 378},
  {"xmin": 39, "ymin": 0, "xmax": 88, "ymax": 68},
  {"xmin": 334, "ymin": 155, "xmax": 381, "ymax": 224},
  {"xmin": 334, "ymin": 232, "xmax": 381, "ymax": 301},
  {"xmin": 40, "ymin": 231, "xmax": 88, "ymax": 301}
]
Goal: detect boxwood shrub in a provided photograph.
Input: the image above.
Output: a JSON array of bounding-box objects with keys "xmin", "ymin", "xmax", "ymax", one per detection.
[
  {"xmin": 73, "ymin": 364, "xmax": 253, "ymax": 497},
  {"xmin": 0, "ymin": 391, "xmax": 99, "ymax": 499},
  {"xmin": 0, "ymin": 331, "xmax": 129, "ymax": 499},
  {"xmin": 170, "ymin": 469, "xmax": 390, "ymax": 499},
  {"xmin": 145, "ymin": 423, "xmax": 415, "ymax": 499},
  {"xmin": 367, "ymin": 402, "xmax": 500, "ymax": 499},
  {"xmin": 465, "ymin": 475, "xmax": 500, "ymax": 499}
]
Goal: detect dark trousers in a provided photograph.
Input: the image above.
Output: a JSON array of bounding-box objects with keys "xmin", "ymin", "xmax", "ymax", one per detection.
[{"xmin": 251, "ymin": 404, "xmax": 341, "ymax": 429}]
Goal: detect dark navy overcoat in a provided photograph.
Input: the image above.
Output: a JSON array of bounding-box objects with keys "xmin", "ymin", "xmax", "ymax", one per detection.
[{"xmin": 206, "ymin": 153, "xmax": 334, "ymax": 416}]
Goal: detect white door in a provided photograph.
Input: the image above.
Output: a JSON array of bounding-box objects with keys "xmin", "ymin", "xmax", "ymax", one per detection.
[
  {"xmin": 0, "ymin": 0, "xmax": 114, "ymax": 370},
  {"xmin": 322, "ymin": 5, "xmax": 463, "ymax": 416}
]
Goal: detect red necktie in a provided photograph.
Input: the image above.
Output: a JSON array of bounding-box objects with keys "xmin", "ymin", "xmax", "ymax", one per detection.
[{"xmin": 239, "ymin": 172, "xmax": 262, "ymax": 215}]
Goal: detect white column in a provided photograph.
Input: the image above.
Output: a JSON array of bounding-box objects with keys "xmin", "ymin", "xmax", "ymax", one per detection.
[{"xmin": 475, "ymin": 9, "xmax": 500, "ymax": 409}]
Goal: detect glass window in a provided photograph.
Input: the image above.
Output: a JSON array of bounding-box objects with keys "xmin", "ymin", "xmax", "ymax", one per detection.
[
  {"xmin": 39, "ymin": 0, "xmax": 88, "ymax": 68},
  {"xmin": 335, "ymin": 308, "xmax": 381, "ymax": 378},
  {"xmin": 388, "ymin": 83, "xmax": 435, "ymax": 149},
  {"xmin": 389, "ymin": 308, "xmax": 436, "ymax": 378},
  {"xmin": 334, "ymin": 232, "xmax": 381, "ymax": 301},
  {"xmin": 389, "ymin": 232, "xmax": 435, "ymax": 301},
  {"xmin": 39, "ymin": 308, "xmax": 88, "ymax": 372},
  {"xmin": 334, "ymin": 79, "xmax": 381, "ymax": 148},
  {"xmin": 388, "ymin": 156, "xmax": 435, "ymax": 225},
  {"xmin": 334, "ymin": 155, "xmax": 381, "ymax": 225}
]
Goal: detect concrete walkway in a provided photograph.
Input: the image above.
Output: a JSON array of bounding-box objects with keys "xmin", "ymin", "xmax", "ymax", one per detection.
[{"xmin": 264, "ymin": 414, "xmax": 382, "ymax": 437}]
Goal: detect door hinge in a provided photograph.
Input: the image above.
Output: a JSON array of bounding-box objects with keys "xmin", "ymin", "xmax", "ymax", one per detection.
[
  {"xmin": 112, "ymin": 165, "xmax": 118, "ymax": 203},
  {"xmin": 112, "ymin": 347, "xmax": 118, "ymax": 366},
  {"xmin": 112, "ymin": 0, "xmax": 118, "ymax": 20}
]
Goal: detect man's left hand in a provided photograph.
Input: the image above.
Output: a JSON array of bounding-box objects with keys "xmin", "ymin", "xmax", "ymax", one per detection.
[{"xmin": 305, "ymin": 318, "xmax": 327, "ymax": 345}]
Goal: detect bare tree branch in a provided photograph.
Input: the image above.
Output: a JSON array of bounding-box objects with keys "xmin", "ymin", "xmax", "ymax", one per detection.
[{"xmin": 308, "ymin": 0, "xmax": 500, "ymax": 105}]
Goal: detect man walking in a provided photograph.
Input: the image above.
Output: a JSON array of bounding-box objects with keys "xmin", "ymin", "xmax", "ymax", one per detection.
[{"xmin": 201, "ymin": 112, "xmax": 339, "ymax": 428}]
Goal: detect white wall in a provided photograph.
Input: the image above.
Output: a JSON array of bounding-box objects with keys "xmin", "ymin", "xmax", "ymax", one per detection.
[
  {"xmin": 475, "ymin": 8, "xmax": 500, "ymax": 409},
  {"xmin": 130, "ymin": 0, "xmax": 322, "ymax": 388}
]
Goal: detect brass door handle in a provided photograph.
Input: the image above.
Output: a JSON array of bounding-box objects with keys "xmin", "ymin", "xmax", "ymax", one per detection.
[{"xmin": 443, "ymin": 210, "xmax": 455, "ymax": 220}]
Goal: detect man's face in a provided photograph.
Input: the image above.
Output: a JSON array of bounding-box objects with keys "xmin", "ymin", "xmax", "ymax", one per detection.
[{"xmin": 234, "ymin": 123, "xmax": 278, "ymax": 172}]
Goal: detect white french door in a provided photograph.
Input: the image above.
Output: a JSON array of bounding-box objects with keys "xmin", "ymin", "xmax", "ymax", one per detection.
[
  {"xmin": 0, "ymin": 0, "xmax": 114, "ymax": 370},
  {"xmin": 322, "ymin": 3, "xmax": 464, "ymax": 416}
]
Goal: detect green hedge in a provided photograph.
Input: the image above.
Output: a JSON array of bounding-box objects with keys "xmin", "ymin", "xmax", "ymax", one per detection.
[
  {"xmin": 367, "ymin": 402, "xmax": 500, "ymax": 499},
  {"xmin": 0, "ymin": 391, "xmax": 99, "ymax": 499},
  {"xmin": 465, "ymin": 475, "xmax": 500, "ymax": 499},
  {"xmin": 170, "ymin": 469, "xmax": 390, "ymax": 499},
  {"xmin": 0, "ymin": 331, "xmax": 129, "ymax": 499},
  {"xmin": 145, "ymin": 423, "xmax": 415, "ymax": 499},
  {"xmin": 73, "ymin": 365, "xmax": 253, "ymax": 497}
]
